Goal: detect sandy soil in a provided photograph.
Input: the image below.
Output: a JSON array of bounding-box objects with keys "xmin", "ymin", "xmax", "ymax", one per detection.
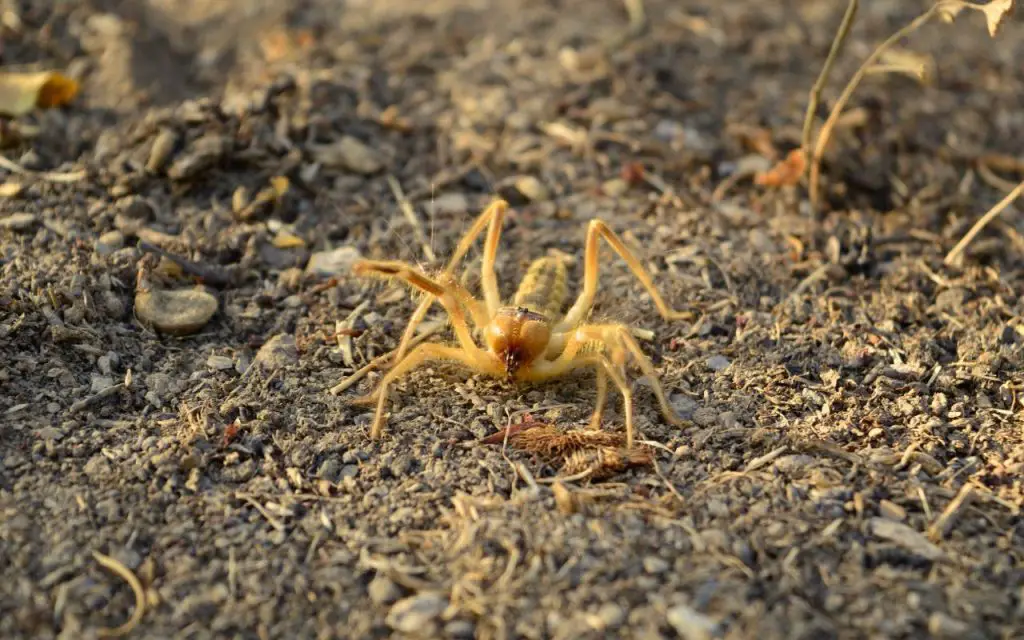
[{"xmin": 1, "ymin": 0, "xmax": 1023, "ymax": 638}]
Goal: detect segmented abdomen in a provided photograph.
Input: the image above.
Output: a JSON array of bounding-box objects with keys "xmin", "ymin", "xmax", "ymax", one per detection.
[{"xmin": 513, "ymin": 257, "xmax": 569, "ymax": 318}]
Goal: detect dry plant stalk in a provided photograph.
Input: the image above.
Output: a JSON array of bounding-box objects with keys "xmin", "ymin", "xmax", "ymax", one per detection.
[
  {"xmin": 944, "ymin": 178, "xmax": 1024, "ymax": 264},
  {"xmin": 805, "ymin": 0, "xmax": 1016, "ymax": 209},
  {"xmin": 481, "ymin": 420, "xmax": 654, "ymax": 480},
  {"xmin": 91, "ymin": 551, "xmax": 147, "ymax": 638}
]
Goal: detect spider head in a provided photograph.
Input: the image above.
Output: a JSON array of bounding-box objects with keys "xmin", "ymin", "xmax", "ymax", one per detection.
[{"xmin": 485, "ymin": 307, "xmax": 551, "ymax": 378}]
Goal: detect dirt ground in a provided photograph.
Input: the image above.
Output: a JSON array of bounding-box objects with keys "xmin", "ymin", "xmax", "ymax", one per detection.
[{"xmin": 2, "ymin": 0, "xmax": 1023, "ymax": 638}]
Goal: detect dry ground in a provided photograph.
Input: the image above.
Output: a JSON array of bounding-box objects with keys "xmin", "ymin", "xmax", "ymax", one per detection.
[{"xmin": 1, "ymin": 0, "xmax": 1023, "ymax": 638}]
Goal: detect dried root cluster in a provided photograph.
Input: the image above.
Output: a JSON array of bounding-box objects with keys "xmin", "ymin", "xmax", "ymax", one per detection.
[{"xmin": 481, "ymin": 420, "xmax": 654, "ymax": 481}]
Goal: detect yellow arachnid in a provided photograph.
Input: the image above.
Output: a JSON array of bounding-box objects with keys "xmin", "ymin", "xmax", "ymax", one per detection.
[{"xmin": 350, "ymin": 199, "xmax": 689, "ymax": 447}]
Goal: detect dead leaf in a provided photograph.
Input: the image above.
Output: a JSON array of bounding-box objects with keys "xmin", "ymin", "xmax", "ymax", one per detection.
[
  {"xmin": 755, "ymin": 149, "xmax": 807, "ymax": 187},
  {"xmin": 981, "ymin": 0, "xmax": 1015, "ymax": 36},
  {"xmin": 939, "ymin": 0, "xmax": 1016, "ymax": 37},
  {"xmin": 0, "ymin": 71, "xmax": 78, "ymax": 117},
  {"xmin": 874, "ymin": 47, "xmax": 935, "ymax": 84},
  {"xmin": 0, "ymin": 182, "xmax": 23, "ymax": 197}
]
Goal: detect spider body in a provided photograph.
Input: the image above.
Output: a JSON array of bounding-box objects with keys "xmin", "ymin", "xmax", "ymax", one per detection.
[{"xmin": 351, "ymin": 199, "xmax": 690, "ymax": 447}]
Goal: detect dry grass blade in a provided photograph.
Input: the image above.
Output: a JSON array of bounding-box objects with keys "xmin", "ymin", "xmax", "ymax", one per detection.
[
  {"xmin": 91, "ymin": 551, "xmax": 147, "ymax": 638},
  {"xmin": 944, "ymin": 178, "xmax": 1024, "ymax": 264},
  {"xmin": 0, "ymin": 153, "xmax": 85, "ymax": 182}
]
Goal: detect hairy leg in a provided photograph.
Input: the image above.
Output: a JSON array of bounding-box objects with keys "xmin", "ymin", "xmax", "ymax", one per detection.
[
  {"xmin": 557, "ymin": 219, "xmax": 689, "ymax": 331},
  {"xmin": 353, "ymin": 261, "xmax": 482, "ymax": 355},
  {"xmin": 589, "ymin": 368, "xmax": 609, "ymax": 430},
  {"xmin": 523, "ymin": 350, "xmax": 636, "ymax": 447},
  {"xmin": 390, "ymin": 199, "xmax": 509, "ymax": 364},
  {"xmin": 530, "ymin": 322, "xmax": 687, "ymax": 445},
  {"xmin": 355, "ymin": 343, "xmax": 492, "ymax": 439},
  {"xmin": 613, "ymin": 326, "xmax": 687, "ymax": 427}
]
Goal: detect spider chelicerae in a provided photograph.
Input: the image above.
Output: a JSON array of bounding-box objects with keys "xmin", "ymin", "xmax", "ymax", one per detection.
[{"xmin": 350, "ymin": 199, "xmax": 689, "ymax": 447}]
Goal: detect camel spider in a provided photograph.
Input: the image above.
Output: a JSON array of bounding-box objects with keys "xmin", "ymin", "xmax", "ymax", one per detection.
[{"xmin": 350, "ymin": 199, "xmax": 689, "ymax": 447}]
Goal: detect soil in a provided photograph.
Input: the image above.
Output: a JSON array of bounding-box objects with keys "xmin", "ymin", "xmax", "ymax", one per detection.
[{"xmin": 1, "ymin": 0, "xmax": 1023, "ymax": 638}]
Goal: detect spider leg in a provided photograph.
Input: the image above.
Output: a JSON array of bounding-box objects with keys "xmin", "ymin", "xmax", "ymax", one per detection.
[
  {"xmin": 390, "ymin": 199, "xmax": 508, "ymax": 365},
  {"xmin": 352, "ymin": 261, "xmax": 483, "ymax": 354},
  {"xmin": 589, "ymin": 368, "xmax": 609, "ymax": 430},
  {"xmin": 556, "ymin": 219, "xmax": 689, "ymax": 331},
  {"xmin": 611, "ymin": 326, "xmax": 686, "ymax": 427},
  {"xmin": 525, "ymin": 353, "xmax": 635, "ymax": 447},
  {"xmin": 529, "ymin": 322, "xmax": 686, "ymax": 446},
  {"xmin": 356, "ymin": 343, "xmax": 491, "ymax": 439}
]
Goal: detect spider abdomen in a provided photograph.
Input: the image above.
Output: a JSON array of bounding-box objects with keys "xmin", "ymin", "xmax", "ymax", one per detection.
[{"xmin": 513, "ymin": 257, "xmax": 569, "ymax": 318}]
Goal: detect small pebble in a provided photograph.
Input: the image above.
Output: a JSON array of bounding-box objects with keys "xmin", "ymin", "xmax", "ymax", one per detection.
[
  {"xmin": 134, "ymin": 288, "xmax": 218, "ymax": 336},
  {"xmin": 207, "ymin": 355, "xmax": 234, "ymax": 371},
  {"xmin": 95, "ymin": 230, "xmax": 125, "ymax": 256},
  {"xmin": 513, "ymin": 175, "xmax": 550, "ymax": 202},
  {"xmin": 429, "ymin": 192, "xmax": 471, "ymax": 214},
  {"xmin": 934, "ymin": 288, "xmax": 967, "ymax": 312},
  {"xmin": 928, "ymin": 612, "xmax": 971, "ymax": 638},
  {"xmin": 602, "ymin": 178, "xmax": 629, "ymax": 197},
  {"xmin": 252, "ymin": 334, "xmax": 299, "ymax": 371},
  {"xmin": 368, "ymin": 575, "xmax": 403, "ymax": 605},
  {"xmin": 313, "ymin": 136, "xmax": 385, "ymax": 174},
  {"xmin": 386, "ymin": 593, "xmax": 448, "ymax": 635},
  {"xmin": 666, "ymin": 603, "xmax": 718, "ymax": 640},
  {"xmin": 643, "ymin": 556, "xmax": 669, "ymax": 573},
  {"xmin": 706, "ymin": 355, "xmax": 730, "ymax": 372},
  {"xmin": 869, "ymin": 518, "xmax": 944, "ymax": 561},
  {"xmin": 90, "ymin": 374, "xmax": 115, "ymax": 393},
  {"xmin": 879, "ymin": 499, "xmax": 906, "ymax": 522},
  {"xmin": 305, "ymin": 246, "xmax": 361, "ymax": 279}
]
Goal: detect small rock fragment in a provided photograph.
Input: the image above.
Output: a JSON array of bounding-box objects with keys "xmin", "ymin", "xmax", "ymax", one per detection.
[
  {"xmin": 514, "ymin": 175, "xmax": 550, "ymax": 201},
  {"xmin": 90, "ymin": 374, "xmax": 115, "ymax": 393},
  {"xmin": 314, "ymin": 136, "xmax": 385, "ymax": 174},
  {"xmin": 429, "ymin": 192, "xmax": 470, "ymax": 214},
  {"xmin": 869, "ymin": 517, "xmax": 945, "ymax": 561},
  {"xmin": 207, "ymin": 354, "xmax": 234, "ymax": 371},
  {"xmin": 94, "ymin": 230, "xmax": 125, "ymax": 256},
  {"xmin": 305, "ymin": 246, "xmax": 361, "ymax": 278},
  {"xmin": 253, "ymin": 334, "xmax": 299, "ymax": 371},
  {"xmin": 643, "ymin": 556, "xmax": 669, "ymax": 573},
  {"xmin": 0, "ymin": 212, "xmax": 37, "ymax": 231},
  {"xmin": 706, "ymin": 355, "xmax": 730, "ymax": 372},
  {"xmin": 879, "ymin": 499, "xmax": 906, "ymax": 522},
  {"xmin": 934, "ymin": 288, "xmax": 967, "ymax": 313},
  {"xmin": 147, "ymin": 127, "xmax": 179, "ymax": 173},
  {"xmin": 386, "ymin": 593, "xmax": 448, "ymax": 635},
  {"xmin": 134, "ymin": 288, "xmax": 218, "ymax": 336},
  {"xmin": 167, "ymin": 134, "xmax": 228, "ymax": 180},
  {"xmin": 602, "ymin": 178, "xmax": 629, "ymax": 197},
  {"xmin": 928, "ymin": 612, "xmax": 972, "ymax": 638},
  {"xmin": 368, "ymin": 575, "xmax": 403, "ymax": 605},
  {"xmin": 666, "ymin": 603, "xmax": 718, "ymax": 640}
]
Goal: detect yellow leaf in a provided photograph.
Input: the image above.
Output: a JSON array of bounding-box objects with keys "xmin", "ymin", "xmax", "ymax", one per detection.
[
  {"xmin": 269, "ymin": 176, "xmax": 289, "ymax": 198},
  {"xmin": 0, "ymin": 182, "xmax": 23, "ymax": 197},
  {"xmin": 272, "ymin": 231, "xmax": 306, "ymax": 249},
  {"xmin": 0, "ymin": 71, "xmax": 79, "ymax": 117}
]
